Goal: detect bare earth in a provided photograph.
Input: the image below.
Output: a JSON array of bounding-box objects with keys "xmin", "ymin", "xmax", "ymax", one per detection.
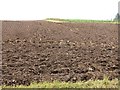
[{"xmin": 2, "ymin": 21, "xmax": 119, "ymax": 86}]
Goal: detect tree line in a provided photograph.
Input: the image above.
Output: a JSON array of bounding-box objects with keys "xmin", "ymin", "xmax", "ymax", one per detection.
[{"xmin": 114, "ymin": 13, "xmax": 120, "ymax": 21}]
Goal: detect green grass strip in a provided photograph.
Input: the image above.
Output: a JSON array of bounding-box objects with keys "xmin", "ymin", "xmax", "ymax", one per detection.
[
  {"xmin": 1, "ymin": 78, "xmax": 119, "ymax": 88},
  {"xmin": 45, "ymin": 18, "xmax": 118, "ymax": 24}
]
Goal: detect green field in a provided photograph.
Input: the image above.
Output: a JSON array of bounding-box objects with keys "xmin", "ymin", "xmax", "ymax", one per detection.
[
  {"xmin": 45, "ymin": 18, "xmax": 118, "ymax": 24},
  {"xmin": 1, "ymin": 78, "xmax": 119, "ymax": 88}
]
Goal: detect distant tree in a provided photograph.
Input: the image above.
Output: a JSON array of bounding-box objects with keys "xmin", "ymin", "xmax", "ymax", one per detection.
[{"xmin": 114, "ymin": 13, "xmax": 120, "ymax": 21}]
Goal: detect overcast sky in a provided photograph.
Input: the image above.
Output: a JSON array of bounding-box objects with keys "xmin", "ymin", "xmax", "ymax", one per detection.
[{"xmin": 0, "ymin": 0, "xmax": 119, "ymax": 20}]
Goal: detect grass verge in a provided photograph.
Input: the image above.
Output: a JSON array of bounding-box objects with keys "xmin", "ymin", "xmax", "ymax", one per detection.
[{"xmin": 1, "ymin": 78, "xmax": 119, "ymax": 88}]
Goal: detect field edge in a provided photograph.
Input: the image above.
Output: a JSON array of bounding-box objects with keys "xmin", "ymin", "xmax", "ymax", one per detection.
[{"xmin": 1, "ymin": 78, "xmax": 119, "ymax": 88}]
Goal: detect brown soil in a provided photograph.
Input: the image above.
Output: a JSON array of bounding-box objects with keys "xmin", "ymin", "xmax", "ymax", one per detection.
[{"xmin": 2, "ymin": 21, "xmax": 119, "ymax": 86}]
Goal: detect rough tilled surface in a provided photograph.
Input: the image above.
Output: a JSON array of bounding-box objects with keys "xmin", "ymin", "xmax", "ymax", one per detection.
[{"xmin": 2, "ymin": 21, "xmax": 119, "ymax": 86}]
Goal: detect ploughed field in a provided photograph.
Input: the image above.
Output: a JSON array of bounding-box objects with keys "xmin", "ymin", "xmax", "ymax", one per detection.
[{"xmin": 2, "ymin": 21, "xmax": 119, "ymax": 86}]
